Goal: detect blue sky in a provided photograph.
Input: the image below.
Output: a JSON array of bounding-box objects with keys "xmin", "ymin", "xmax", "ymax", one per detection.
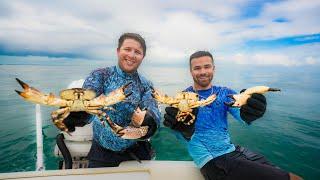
[
  {"xmin": 0, "ymin": 0, "xmax": 319, "ymax": 66},
  {"xmin": 246, "ymin": 33, "xmax": 320, "ymax": 49}
]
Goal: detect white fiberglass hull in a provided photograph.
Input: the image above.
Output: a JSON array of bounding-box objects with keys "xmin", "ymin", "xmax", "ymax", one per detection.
[{"xmin": 0, "ymin": 160, "xmax": 204, "ymax": 180}]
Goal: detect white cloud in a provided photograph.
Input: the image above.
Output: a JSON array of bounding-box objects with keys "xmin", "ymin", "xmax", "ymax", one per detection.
[
  {"xmin": 0, "ymin": 0, "xmax": 319, "ymax": 66},
  {"xmin": 227, "ymin": 43, "xmax": 320, "ymax": 66},
  {"xmin": 305, "ymin": 56, "xmax": 317, "ymax": 65},
  {"xmin": 236, "ymin": 0, "xmax": 320, "ymax": 40},
  {"xmin": 232, "ymin": 53, "xmax": 298, "ymax": 66}
]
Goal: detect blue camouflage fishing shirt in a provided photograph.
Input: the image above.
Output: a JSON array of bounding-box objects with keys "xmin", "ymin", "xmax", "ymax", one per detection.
[
  {"xmin": 184, "ymin": 86, "xmax": 245, "ymax": 168},
  {"xmin": 83, "ymin": 65, "xmax": 161, "ymax": 151}
]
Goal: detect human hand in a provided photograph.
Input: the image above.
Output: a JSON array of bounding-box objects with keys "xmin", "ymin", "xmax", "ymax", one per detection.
[
  {"xmin": 240, "ymin": 93, "xmax": 267, "ymax": 124},
  {"xmin": 131, "ymin": 107, "xmax": 147, "ymax": 127},
  {"xmin": 163, "ymin": 106, "xmax": 198, "ymax": 140},
  {"xmin": 62, "ymin": 111, "xmax": 90, "ymax": 132},
  {"xmin": 138, "ymin": 109, "xmax": 158, "ymax": 140}
]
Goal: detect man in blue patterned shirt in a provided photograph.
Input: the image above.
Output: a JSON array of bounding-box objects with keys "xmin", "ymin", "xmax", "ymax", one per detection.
[
  {"xmin": 163, "ymin": 51, "xmax": 301, "ymax": 180},
  {"xmin": 64, "ymin": 33, "xmax": 161, "ymax": 168}
]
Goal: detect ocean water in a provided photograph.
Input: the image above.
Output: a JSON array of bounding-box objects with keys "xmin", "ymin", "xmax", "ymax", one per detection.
[{"xmin": 0, "ymin": 58, "xmax": 319, "ymax": 179}]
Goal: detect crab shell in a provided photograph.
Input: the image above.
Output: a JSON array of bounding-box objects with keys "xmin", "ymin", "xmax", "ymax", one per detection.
[
  {"xmin": 60, "ymin": 88, "xmax": 96, "ymax": 100},
  {"xmin": 58, "ymin": 88, "xmax": 97, "ymax": 111},
  {"xmin": 15, "ymin": 78, "xmax": 131, "ymax": 133},
  {"xmin": 152, "ymin": 89, "xmax": 216, "ymax": 125}
]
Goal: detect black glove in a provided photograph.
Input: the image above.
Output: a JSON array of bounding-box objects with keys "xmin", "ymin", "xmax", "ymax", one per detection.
[
  {"xmin": 240, "ymin": 93, "xmax": 267, "ymax": 124},
  {"xmin": 139, "ymin": 111, "xmax": 158, "ymax": 140},
  {"xmin": 63, "ymin": 112, "xmax": 90, "ymax": 132},
  {"xmin": 163, "ymin": 107, "xmax": 198, "ymax": 141}
]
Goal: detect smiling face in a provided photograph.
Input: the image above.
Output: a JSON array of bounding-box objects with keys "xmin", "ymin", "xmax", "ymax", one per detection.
[
  {"xmin": 190, "ymin": 56, "xmax": 215, "ymax": 90},
  {"xmin": 117, "ymin": 38, "xmax": 144, "ymax": 73}
]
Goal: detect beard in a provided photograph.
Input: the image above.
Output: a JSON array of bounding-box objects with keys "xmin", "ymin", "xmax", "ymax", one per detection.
[{"xmin": 193, "ymin": 74, "xmax": 213, "ymax": 88}]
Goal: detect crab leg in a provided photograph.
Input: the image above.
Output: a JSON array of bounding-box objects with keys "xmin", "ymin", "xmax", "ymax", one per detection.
[
  {"xmin": 102, "ymin": 116, "xmax": 123, "ymax": 133},
  {"xmin": 86, "ymin": 82, "xmax": 132, "ymax": 108},
  {"xmin": 85, "ymin": 105, "xmax": 116, "ymax": 112},
  {"xmin": 15, "ymin": 78, "xmax": 68, "ymax": 107},
  {"xmin": 51, "ymin": 107, "xmax": 70, "ymax": 132},
  {"xmin": 93, "ymin": 110, "xmax": 149, "ymax": 139},
  {"xmin": 151, "ymin": 89, "xmax": 180, "ymax": 105},
  {"xmin": 86, "ymin": 109, "xmax": 108, "ymax": 122},
  {"xmin": 99, "ymin": 115, "xmax": 140, "ymax": 139},
  {"xmin": 176, "ymin": 111, "xmax": 196, "ymax": 125},
  {"xmin": 189, "ymin": 94, "xmax": 216, "ymax": 108},
  {"xmin": 226, "ymin": 86, "xmax": 281, "ymax": 107},
  {"xmin": 85, "ymin": 109, "xmax": 122, "ymax": 132}
]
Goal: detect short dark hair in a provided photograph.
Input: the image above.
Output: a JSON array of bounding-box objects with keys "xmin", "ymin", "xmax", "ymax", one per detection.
[
  {"xmin": 118, "ymin": 33, "xmax": 146, "ymax": 57},
  {"xmin": 189, "ymin": 51, "xmax": 214, "ymax": 66}
]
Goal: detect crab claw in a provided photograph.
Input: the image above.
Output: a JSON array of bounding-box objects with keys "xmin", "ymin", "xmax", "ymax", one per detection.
[
  {"xmin": 268, "ymin": 88, "xmax": 281, "ymax": 92},
  {"xmin": 116, "ymin": 126, "xmax": 149, "ymax": 139},
  {"xmin": 105, "ymin": 115, "xmax": 148, "ymax": 139},
  {"xmin": 15, "ymin": 78, "xmax": 68, "ymax": 106},
  {"xmin": 116, "ymin": 129, "xmax": 125, "ymax": 136},
  {"xmin": 16, "ymin": 78, "xmax": 30, "ymax": 89},
  {"xmin": 14, "ymin": 90, "xmax": 24, "ymax": 97},
  {"xmin": 243, "ymin": 86, "xmax": 281, "ymax": 95},
  {"xmin": 15, "ymin": 78, "xmax": 37, "ymax": 99},
  {"xmin": 224, "ymin": 86, "xmax": 281, "ymax": 108},
  {"xmin": 15, "ymin": 78, "xmax": 32, "ymax": 97}
]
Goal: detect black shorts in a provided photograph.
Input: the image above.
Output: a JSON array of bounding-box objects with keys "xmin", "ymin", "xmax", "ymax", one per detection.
[
  {"xmin": 87, "ymin": 140, "xmax": 154, "ymax": 168},
  {"xmin": 200, "ymin": 146, "xmax": 289, "ymax": 180}
]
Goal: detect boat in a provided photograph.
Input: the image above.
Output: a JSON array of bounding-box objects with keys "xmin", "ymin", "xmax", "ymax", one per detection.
[
  {"xmin": 0, "ymin": 80, "xmax": 204, "ymax": 180},
  {"xmin": 0, "ymin": 115, "xmax": 203, "ymax": 180},
  {"xmin": 0, "ymin": 161, "xmax": 203, "ymax": 180}
]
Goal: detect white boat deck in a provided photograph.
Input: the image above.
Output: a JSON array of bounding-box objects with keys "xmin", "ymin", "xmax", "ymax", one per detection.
[{"xmin": 0, "ymin": 161, "xmax": 204, "ymax": 180}]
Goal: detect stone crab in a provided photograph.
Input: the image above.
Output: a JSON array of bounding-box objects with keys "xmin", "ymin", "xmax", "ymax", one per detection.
[
  {"xmin": 15, "ymin": 78, "xmax": 133, "ymax": 135},
  {"xmin": 107, "ymin": 107, "xmax": 149, "ymax": 139},
  {"xmin": 152, "ymin": 89, "xmax": 216, "ymax": 125},
  {"xmin": 225, "ymin": 86, "xmax": 281, "ymax": 107}
]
